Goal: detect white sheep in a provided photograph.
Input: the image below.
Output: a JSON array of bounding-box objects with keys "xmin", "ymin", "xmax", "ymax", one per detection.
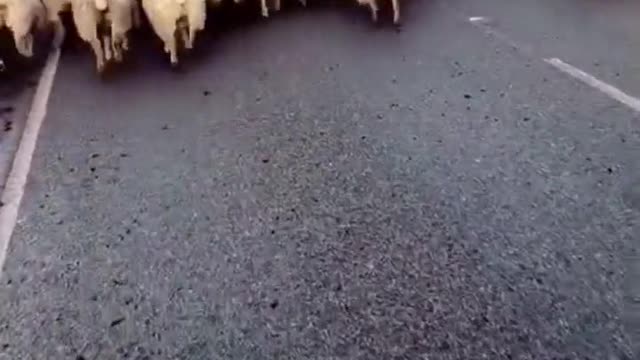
[
  {"xmin": 356, "ymin": 0, "xmax": 401, "ymax": 25},
  {"xmin": 0, "ymin": 0, "xmax": 47, "ymax": 57},
  {"xmin": 101, "ymin": 0, "xmax": 141, "ymax": 63},
  {"xmin": 141, "ymin": 0, "xmax": 207, "ymax": 66},
  {"xmin": 67, "ymin": 0, "xmax": 108, "ymax": 71},
  {"xmin": 42, "ymin": 0, "xmax": 140, "ymax": 72}
]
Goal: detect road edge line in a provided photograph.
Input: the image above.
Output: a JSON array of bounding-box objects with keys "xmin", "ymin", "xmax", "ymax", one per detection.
[{"xmin": 0, "ymin": 48, "xmax": 60, "ymax": 276}]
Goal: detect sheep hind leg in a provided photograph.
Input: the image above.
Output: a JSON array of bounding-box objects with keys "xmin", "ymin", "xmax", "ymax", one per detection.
[
  {"xmin": 89, "ymin": 38, "xmax": 106, "ymax": 73},
  {"xmin": 121, "ymin": 35, "xmax": 129, "ymax": 51},
  {"xmin": 392, "ymin": 0, "xmax": 400, "ymax": 24},
  {"xmin": 179, "ymin": 25, "xmax": 191, "ymax": 49},
  {"xmin": 131, "ymin": 4, "xmax": 141, "ymax": 28},
  {"xmin": 103, "ymin": 34, "xmax": 114, "ymax": 62},
  {"xmin": 112, "ymin": 36, "xmax": 124, "ymax": 63},
  {"xmin": 25, "ymin": 34, "xmax": 34, "ymax": 57},
  {"xmin": 159, "ymin": 29, "xmax": 178, "ymax": 65},
  {"xmin": 52, "ymin": 19, "xmax": 66, "ymax": 49},
  {"xmin": 187, "ymin": 26, "xmax": 198, "ymax": 50},
  {"xmin": 168, "ymin": 37, "xmax": 178, "ymax": 66},
  {"xmin": 14, "ymin": 33, "xmax": 34, "ymax": 57},
  {"xmin": 261, "ymin": 0, "xmax": 269, "ymax": 17},
  {"xmin": 368, "ymin": 0, "xmax": 379, "ymax": 22},
  {"xmin": 356, "ymin": 0, "xmax": 378, "ymax": 22}
]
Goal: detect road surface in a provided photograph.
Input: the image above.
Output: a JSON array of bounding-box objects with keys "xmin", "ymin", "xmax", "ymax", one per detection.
[{"xmin": 0, "ymin": 0, "xmax": 639, "ymax": 359}]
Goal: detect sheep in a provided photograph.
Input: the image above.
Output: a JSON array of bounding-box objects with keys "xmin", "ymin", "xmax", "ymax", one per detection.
[
  {"xmin": 0, "ymin": 0, "xmax": 48, "ymax": 57},
  {"xmin": 67, "ymin": 0, "xmax": 108, "ymax": 72},
  {"xmin": 101, "ymin": 0, "xmax": 141, "ymax": 63},
  {"xmin": 41, "ymin": 0, "xmax": 140, "ymax": 72},
  {"xmin": 141, "ymin": 0, "xmax": 207, "ymax": 66},
  {"xmin": 356, "ymin": 0, "xmax": 401, "ymax": 25}
]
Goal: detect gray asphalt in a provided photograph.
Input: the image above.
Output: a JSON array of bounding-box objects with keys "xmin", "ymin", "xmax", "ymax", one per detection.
[{"xmin": 0, "ymin": 0, "xmax": 639, "ymax": 359}]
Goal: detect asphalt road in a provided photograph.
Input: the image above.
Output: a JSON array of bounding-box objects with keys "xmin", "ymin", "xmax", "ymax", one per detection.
[{"xmin": 0, "ymin": 0, "xmax": 639, "ymax": 359}]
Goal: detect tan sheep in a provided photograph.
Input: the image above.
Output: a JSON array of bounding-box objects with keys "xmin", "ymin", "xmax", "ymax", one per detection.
[
  {"xmin": 0, "ymin": 0, "xmax": 47, "ymax": 57},
  {"xmin": 141, "ymin": 0, "xmax": 207, "ymax": 66}
]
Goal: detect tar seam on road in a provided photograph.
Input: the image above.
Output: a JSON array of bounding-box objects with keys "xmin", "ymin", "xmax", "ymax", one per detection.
[
  {"xmin": 0, "ymin": 48, "xmax": 61, "ymax": 277},
  {"xmin": 468, "ymin": 16, "xmax": 535, "ymax": 58}
]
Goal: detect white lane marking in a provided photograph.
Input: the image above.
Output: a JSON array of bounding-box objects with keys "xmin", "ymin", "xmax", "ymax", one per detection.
[
  {"xmin": 469, "ymin": 16, "xmax": 488, "ymax": 23},
  {"xmin": 468, "ymin": 15, "xmax": 640, "ymax": 113},
  {"xmin": 0, "ymin": 48, "xmax": 61, "ymax": 276},
  {"xmin": 545, "ymin": 58, "xmax": 640, "ymax": 113}
]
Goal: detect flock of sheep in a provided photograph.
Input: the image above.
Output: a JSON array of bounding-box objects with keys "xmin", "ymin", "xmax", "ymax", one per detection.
[{"xmin": 0, "ymin": 0, "xmax": 401, "ymax": 74}]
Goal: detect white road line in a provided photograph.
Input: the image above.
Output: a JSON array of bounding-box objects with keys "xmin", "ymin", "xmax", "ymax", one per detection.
[
  {"xmin": 469, "ymin": 16, "xmax": 488, "ymax": 23},
  {"xmin": 545, "ymin": 58, "xmax": 640, "ymax": 113},
  {"xmin": 468, "ymin": 15, "xmax": 640, "ymax": 113},
  {"xmin": 0, "ymin": 48, "xmax": 61, "ymax": 276}
]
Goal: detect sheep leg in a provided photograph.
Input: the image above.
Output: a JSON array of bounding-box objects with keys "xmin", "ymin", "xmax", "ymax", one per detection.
[
  {"xmin": 131, "ymin": 2, "xmax": 141, "ymax": 28},
  {"xmin": 52, "ymin": 19, "xmax": 66, "ymax": 48},
  {"xmin": 168, "ymin": 37, "xmax": 178, "ymax": 65},
  {"xmin": 103, "ymin": 33, "xmax": 114, "ymax": 62},
  {"xmin": 178, "ymin": 25, "xmax": 190, "ymax": 49},
  {"xmin": 356, "ymin": 0, "xmax": 378, "ymax": 22},
  {"xmin": 112, "ymin": 35, "xmax": 125, "ymax": 63},
  {"xmin": 186, "ymin": 27, "xmax": 195, "ymax": 50},
  {"xmin": 25, "ymin": 34, "xmax": 34, "ymax": 57},
  {"xmin": 89, "ymin": 37, "xmax": 105, "ymax": 72},
  {"xmin": 122, "ymin": 35, "xmax": 129, "ymax": 51},
  {"xmin": 369, "ymin": 0, "xmax": 378, "ymax": 22},
  {"xmin": 14, "ymin": 33, "xmax": 34, "ymax": 57},
  {"xmin": 261, "ymin": 0, "xmax": 269, "ymax": 17},
  {"xmin": 274, "ymin": 0, "xmax": 281, "ymax": 11},
  {"xmin": 158, "ymin": 25, "xmax": 178, "ymax": 65},
  {"xmin": 392, "ymin": 0, "xmax": 400, "ymax": 24}
]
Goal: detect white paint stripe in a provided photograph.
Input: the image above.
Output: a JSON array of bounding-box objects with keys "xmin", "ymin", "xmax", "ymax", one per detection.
[
  {"xmin": 469, "ymin": 16, "xmax": 488, "ymax": 23},
  {"xmin": 0, "ymin": 48, "xmax": 61, "ymax": 275},
  {"xmin": 545, "ymin": 58, "xmax": 640, "ymax": 113}
]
